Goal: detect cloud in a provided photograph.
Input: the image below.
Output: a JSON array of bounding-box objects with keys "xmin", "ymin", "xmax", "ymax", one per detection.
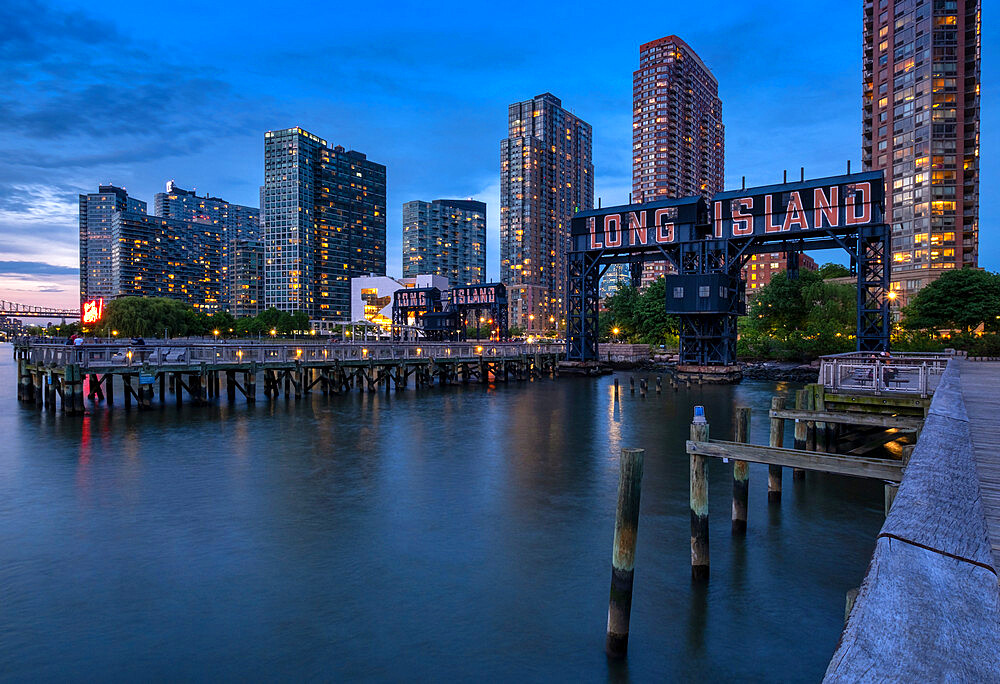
[{"xmin": 0, "ymin": 261, "xmax": 78, "ymax": 277}]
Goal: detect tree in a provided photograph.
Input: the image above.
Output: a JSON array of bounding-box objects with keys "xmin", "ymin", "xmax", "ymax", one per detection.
[
  {"xmin": 818, "ymin": 262, "xmax": 851, "ymax": 279},
  {"xmin": 603, "ymin": 280, "xmax": 677, "ymax": 346},
  {"xmin": 901, "ymin": 268, "xmax": 1000, "ymax": 334},
  {"xmin": 95, "ymin": 297, "xmax": 202, "ymax": 338}
]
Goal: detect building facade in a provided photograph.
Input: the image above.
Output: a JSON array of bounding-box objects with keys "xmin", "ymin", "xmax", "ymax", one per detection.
[
  {"xmin": 632, "ymin": 35, "xmax": 725, "ymax": 288},
  {"xmin": 154, "ymin": 181, "xmax": 260, "ymax": 314},
  {"xmin": 402, "ymin": 199, "xmax": 486, "ymax": 286},
  {"xmin": 109, "ymin": 211, "xmax": 223, "ymax": 310},
  {"xmin": 500, "ymin": 93, "xmax": 593, "ymax": 333},
  {"xmin": 79, "ymin": 185, "xmax": 146, "ymax": 304},
  {"xmin": 347, "ymin": 274, "xmax": 450, "ymax": 328},
  {"xmin": 228, "ymin": 239, "xmax": 265, "ymax": 317},
  {"xmin": 863, "ymin": 0, "xmax": 980, "ymax": 302},
  {"xmin": 741, "ymin": 252, "xmax": 819, "ymax": 295},
  {"xmin": 262, "ymin": 127, "xmax": 386, "ymax": 320}
]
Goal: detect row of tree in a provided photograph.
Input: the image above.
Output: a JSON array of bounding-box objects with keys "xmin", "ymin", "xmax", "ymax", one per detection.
[{"xmin": 71, "ymin": 297, "xmax": 314, "ymax": 338}]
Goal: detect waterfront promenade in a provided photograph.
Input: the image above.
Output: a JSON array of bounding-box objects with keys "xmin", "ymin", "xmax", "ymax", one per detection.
[{"xmin": 825, "ymin": 359, "xmax": 1000, "ymax": 679}]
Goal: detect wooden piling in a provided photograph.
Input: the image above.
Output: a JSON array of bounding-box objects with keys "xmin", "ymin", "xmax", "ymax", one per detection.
[
  {"xmin": 732, "ymin": 407, "xmax": 751, "ymax": 535},
  {"xmin": 639, "ymin": 378, "xmax": 646, "ymax": 397},
  {"xmin": 246, "ymin": 371, "xmax": 257, "ymax": 404},
  {"xmin": 175, "ymin": 373, "xmax": 183, "ymax": 407},
  {"xmin": 793, "ymin": 389, "xmax": 807, "ymax": 480},
  {"xmin": 105, "ymin": 373, "xmax": 114, "ymax": 407},
  {"xmin": 159, "ymin": 373, "xmax": 165, "ymax": 404},
  {"xmin": 629, "ymin": 376, "xmax": 635, "ymax": 394},
  {"xmin": 33, "ymin": 370, "xmax": 43, "ymax": 408},
  {"xmin": 655, "ymin": 376, "xmax": 661, "ymax": 394},
  {"xmin": 124, "ymin": 374, "xmax": 133, "ymax": 410},
  {"xmin": 606, "ymin": 447, "xmax": 644, "ymax": 659},
  {"xmin": 614, "ymin": 377, "xmax": 619, "ymax": 398},
  {"xmin": 768, "ymin": 396, "xmax": 784, "ymax": 503},
  {"xmin": 45, "ymin": 372, "xmax": 56, "ymax": 413},
  {"xmin": 690, "ymin": 407, "xmax": 710, "ymax": 580}
]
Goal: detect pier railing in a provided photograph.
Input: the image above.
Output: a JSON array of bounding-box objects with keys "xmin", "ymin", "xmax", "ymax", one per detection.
[
  {"xmin": 20, "ymin": 341, "xmax": 554, "ymax": 370},
  {"xmin": 819, "ymin": 351, "xmax": 951, "ymax": 398}
]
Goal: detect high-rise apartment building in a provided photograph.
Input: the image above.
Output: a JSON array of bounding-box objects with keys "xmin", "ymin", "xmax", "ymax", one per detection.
[
  {"xmin": 500, "ymin": 93, "xmax": 593, "ymax": 332},
  {"xmin": 109, "ymin": 211, "xmax": 223, "ymax": 310},
  {"xmin": 228, "ymin": 239, "xmax": 265, "ymax": 317},
  {"xmin": 79, "ymin": 185, "xmax": 146, "ymax": 303},
  {"xmin": 262, "ymin": 127, "xmax": 386, "ymax": 320},
  {"xmin": 863, "ymin": 0, "xmax": 980, "ymax": 302},
  {"xmin": 632, "ymin": 36, "xmax": 725, "ymax": 287},
  {"xmin": 154, "ymin": 181, "xmax": 260, "ymax": 313},
  {"xmin": 402, "ymin": 199, "xmax": 486, "ymax": 286}
]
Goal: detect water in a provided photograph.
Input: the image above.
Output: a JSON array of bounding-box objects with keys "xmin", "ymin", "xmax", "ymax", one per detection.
[{"xmin": 0, "ymin": 346, "xmax": 884, "ymax": 681}]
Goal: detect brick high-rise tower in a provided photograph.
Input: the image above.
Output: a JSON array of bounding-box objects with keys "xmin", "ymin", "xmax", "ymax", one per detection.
[
  {"xmin": 632, "ymin": 36, "xmax": 724, "ymax": 287},
  {"xmin": 863, "ymin": 0, "xmax": 980, "ymax": 303},
  {"xmin": 500, "ymin": 93, "xmax": 593, "ymax": 333}
]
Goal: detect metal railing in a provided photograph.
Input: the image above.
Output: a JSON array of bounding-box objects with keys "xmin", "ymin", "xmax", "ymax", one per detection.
[
  {"xmin": 819, "ymin": 352, "xmax": 951, "ymax": 398},
  {"xmin": 19, "ymin": 340, "xmax": 554, "ymax": 370}
]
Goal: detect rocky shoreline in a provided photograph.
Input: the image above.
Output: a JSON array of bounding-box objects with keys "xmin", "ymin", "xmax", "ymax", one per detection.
[{"xmin": 607, "ymin": 358, "xmax": 820, "ymax": 383}]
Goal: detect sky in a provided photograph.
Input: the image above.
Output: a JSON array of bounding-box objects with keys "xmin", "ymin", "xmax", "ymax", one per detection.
[{"xmin": 0, "ymin": 0, "xmax": 994, "ymax": 310}]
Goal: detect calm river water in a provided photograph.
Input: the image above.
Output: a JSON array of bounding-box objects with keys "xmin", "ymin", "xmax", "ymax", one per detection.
[{"xmin": 0, "ymin": 345, "xmax": 884, "ymax": 681}]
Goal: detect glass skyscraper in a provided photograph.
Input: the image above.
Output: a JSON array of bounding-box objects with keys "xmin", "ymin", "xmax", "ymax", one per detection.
[
  {"xmin": 262, "ymin": 127, "xmax": 386, "ymax": 320},
  {"xmin": 79, "ymin": 185, "xmax": 146, "ymax": 304},
  {"xmin": 402, "ymin": 199, "xmax": 486, "ymax": 286}
]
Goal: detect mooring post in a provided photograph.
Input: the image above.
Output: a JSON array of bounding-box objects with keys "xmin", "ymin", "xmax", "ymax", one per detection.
[
  {"xmin": 168, "ymin": 373, "xmax": 175, "ymax": 394},
  {"xmin": 159, "ymin": 373, "xmax": 165, "ymax": 404},
  {"xmin": 46, "ymin": 371, "xmax": 56, "ymax": 413},
  {"xmin": 614, "ymin": 377, "xmax": 619, "ymax": 398},
  {"xmin": 690, "ymin": 406, "xmax": 710, "ymax": 579},
  {"xmin": 73, "ymin": 366, "xmax": 85, "ymax": 414},
  {"xmin": 792, "ymin": 389, "xmax": 807, "ymax": 480},
  {"xmin": 105, "ymin": 372, "xmax": 114, "ymax": 407},
  {"xmin": 33, "ymin": 370, "xmax": 43, "ymax": 408},
  {"xmin": 606, "ymin": 447, "xmax": 644, "ymax": 659},
  {"xmin": 124, "ymin": 374, "xmax": 133, "ymax": 410},
  {"xmin": 226, "ymin": 371, "xmax": 236, "ymax": 401},
  {"xmin": 175, "ymin": 373, "xmax": 182, "ymax": 407},
  {"xmin": 629, "ymin": 376, "xmax": 635, "ymax": 394},
  {"xmin": 655, "ymin": 376, "xmax": 661, "ymax": 394},
  {"xmin": 805, "ymin": 385, "xmax": 817, "ymax": 456},
  {"xmin": 246, "ymin": 370, "xmax": 257, "ymax": 404},
  {"xmin": 732, "ymin": 406, "xmax": 751, "ymax": 535},
  {"xmin": 768, "ymin": 396, "xmax": 784, "ymax": 503},
  {"xmin": 639, "ymin": 378, "xmax": 646, "ymax": 397}
]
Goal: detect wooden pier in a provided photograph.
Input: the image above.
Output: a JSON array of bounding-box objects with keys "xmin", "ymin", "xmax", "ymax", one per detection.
[{"xmin": 13, "ymin": 340, "xmax": 564, "ymax": 414}]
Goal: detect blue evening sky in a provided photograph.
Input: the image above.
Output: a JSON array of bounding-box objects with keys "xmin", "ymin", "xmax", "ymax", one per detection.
[{"xmin": 0, "ymin": 0, "xmax": 994, "ymax": 308}]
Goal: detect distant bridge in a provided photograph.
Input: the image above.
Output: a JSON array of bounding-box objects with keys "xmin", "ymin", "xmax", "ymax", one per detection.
[{"xmin": 0, "ymin": 300, "xmax": 79, "ymax": 319}]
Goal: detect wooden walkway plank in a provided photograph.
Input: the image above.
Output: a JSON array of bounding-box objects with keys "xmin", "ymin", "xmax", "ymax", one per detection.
[{"xmin": 957, "ymin": 361, "xmax": 1000, "ymax": 575}]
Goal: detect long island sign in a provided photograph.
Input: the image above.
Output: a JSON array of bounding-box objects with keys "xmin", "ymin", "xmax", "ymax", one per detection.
[{"xmin": 572, "ymin": 171, "xmax": 885, "ymax": 253}]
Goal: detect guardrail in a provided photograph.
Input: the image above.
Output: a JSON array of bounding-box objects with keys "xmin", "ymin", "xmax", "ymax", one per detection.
[
  {"xmin": 19, "ymin": 341, "xmax": 554, "ymax": 370},
  {"xmin": 819, "ymin": 352, "xmax": 951, "ymax": 398}
]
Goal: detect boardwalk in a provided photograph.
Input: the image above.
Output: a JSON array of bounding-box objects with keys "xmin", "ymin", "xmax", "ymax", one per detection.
[{"xmin": 958, "ymin": 360, "xmax": 1000, "ymax": 573}]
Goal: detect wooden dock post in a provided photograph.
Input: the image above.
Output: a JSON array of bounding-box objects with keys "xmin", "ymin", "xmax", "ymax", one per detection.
[
  {"xmin": 811, "ymin": 383, "xmax": 828, "ymax": 453},
  {"xmin": 124, "ymin": 374, "xmax": 133, "ymax": 410},
  {"xmin": 629, "ymin": 376, "xmax": 635, "ymax": 394},
  {"xmin": 606, "ymin": 447, "xmax": 644, "ymax": 659},
  {"xmin": 655, "ymin": 376, "xmax": 662, "ymax": 394},
  {"xmin": 168, "ymin": 373, "xmax": 175, "ymax": 394},
  {"xmin": 45, "ymin": 372, "xmax": 56, "ymax": 413},
  {"xmin": 792, "ymin": 389, "xmax": 807, "ymax": 480},
  {"xmin": 175, "ymin": 373, "xmax": 182, "ymax": 407},
  {"xmin": 768, "ymin": 396, "xmax": 784, "ymax": 503},
  {"xmin": 614, "ymin": 377, "xmax": 619, "ymax": 398},
  {"xmin": 33, "ymin": 370, "xmax": 43, "ymax": 408},
  {"xmin": 732, "ymin": 407, "xmax": 751, "ymax": 535},
  {"xmin": 690, "ymin": 406, "xmax": 710, "ymax": 580},
  {"xmin": 159, "ymin": 373, "xmax": 165, "ymax": 404},
  {"xmin": 246, "ymin": 370, "xmax": 257, "ymax": 404},
  {"xmin": 226, "ymin": 371, "xmax": 236, "ymax": 401},
  {"xmin": 105, "ymin": 373, "xmax": 114, "ymax": 407},
  {"xmin": 639, "ymin": 378, "xmax": 646, "ymax": 397},
  {"xmin": 18, "ymin": 360, "xmax": 32, "ymax": 403}
]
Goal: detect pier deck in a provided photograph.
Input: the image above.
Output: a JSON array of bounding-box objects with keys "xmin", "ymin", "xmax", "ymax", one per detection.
[{"xmin": 958, "ymin": 361, "xmax": 1000, "ymax": 573}]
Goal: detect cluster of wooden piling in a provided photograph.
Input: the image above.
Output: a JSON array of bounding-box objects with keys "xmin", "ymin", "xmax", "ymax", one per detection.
[{"xmin": 14, "ymin": 349, "xmax": 562, "ymax": 415}]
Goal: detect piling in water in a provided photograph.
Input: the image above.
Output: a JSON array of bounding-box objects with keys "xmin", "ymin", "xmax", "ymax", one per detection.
[
  {"xmin": 793, "ymin": 389, "xmax": 807, "ymax": 480},
  {"xmin": 629, "ymin": 376, "xmax": 635, "ymax": 394},
  {"xmin": 732, "ymin": 407, "xmax": 750, "ymax": 535},
  {"xmin": 655, "ymin": 376, "xmax": 661, "ymax": 394},
  {"xmin": 768, "ymin": 396, "xmax": 784, "ymax": 503},
  {"xmin": 606, "ymin": 447, "xmax": 644, "ymax": 659},
  {"xmin": 614, "ymin": 378, "xmax": 619, "ymax": 398},
  {"xmin": 690, "ymin": 406, "xmax": 710, "ymax": 580}
]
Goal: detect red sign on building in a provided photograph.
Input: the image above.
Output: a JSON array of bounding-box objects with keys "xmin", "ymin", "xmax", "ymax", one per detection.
[{"xmin": 81, "ymin": 298, "xmax": 104, "ymax": 324}]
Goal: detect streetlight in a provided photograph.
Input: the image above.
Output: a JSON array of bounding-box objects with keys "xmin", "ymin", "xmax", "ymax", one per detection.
[
  {"xmin": 213, "ymin": 329, "xmax": 220, "ymax": 339},
  {"xmin": 613, "ymin": 327, "xmax": 620, "ymax": 343}
]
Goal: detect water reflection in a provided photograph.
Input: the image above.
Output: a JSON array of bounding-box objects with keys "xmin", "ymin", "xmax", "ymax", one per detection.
[{"xmin": 0, "ymin": 351, "xmax": 884, "ymax": 681}]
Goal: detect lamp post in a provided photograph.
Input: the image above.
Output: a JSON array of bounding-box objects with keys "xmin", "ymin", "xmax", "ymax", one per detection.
[{"xmin": 613, "ymin": 327, "xmax": 620, "ymax": 344}]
